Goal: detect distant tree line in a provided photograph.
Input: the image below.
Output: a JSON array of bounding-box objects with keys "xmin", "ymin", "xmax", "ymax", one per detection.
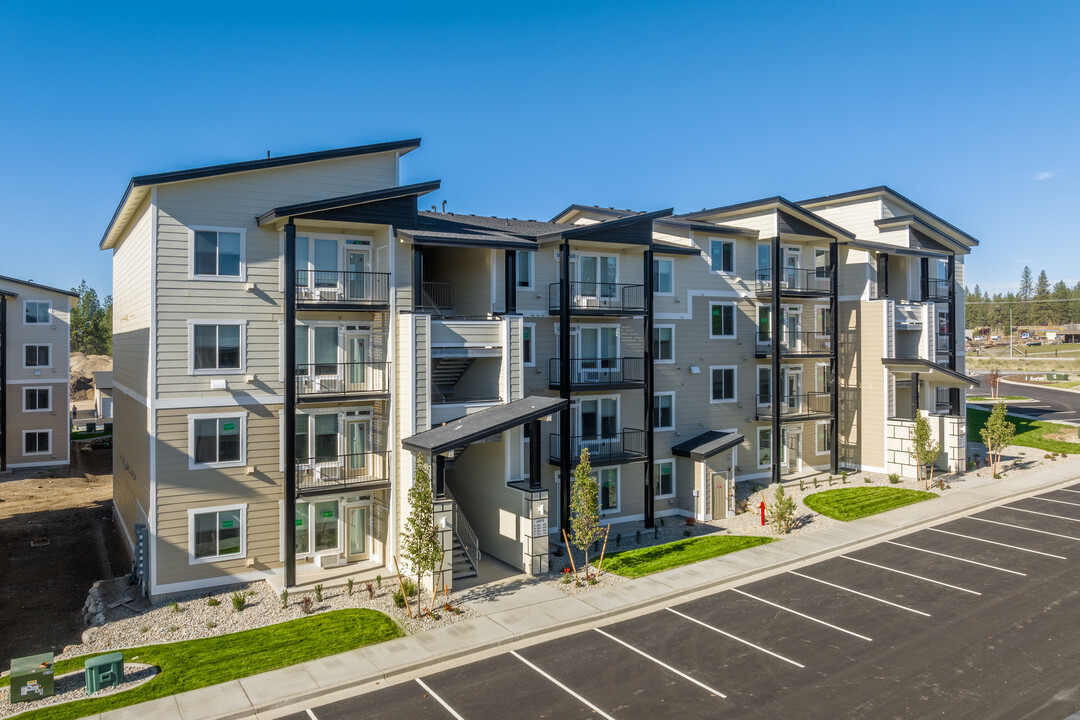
[
  {"xmin": 71, "ymin": 280, "xmax": 112, "ymax": 355},
  {"xmin": 966, "ymin": 266, "xmax": 1080, "ymax": 330}
]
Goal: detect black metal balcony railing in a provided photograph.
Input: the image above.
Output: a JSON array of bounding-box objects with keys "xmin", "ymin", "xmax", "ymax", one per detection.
[
  {"xmin": 936, "ymin": 334, "xmax": 951, "ymax": 353},
  {"xmin": 756, "ymin": 330, "xmax": 834, "ymax": 356},
  {"xmin": 295, "ymin": 270, "xmax": 390, "ymax": 306},
  {"xmin": 923, "ymin": 278, "xmax": 951, "ymax": 302},
  {"xmin": 295, "ymin": 362, "xmax": 390, "ymax": 397},
  {"xmin": 416, "ymin": 281, "xmax": 455, "ymax": 315},
  {"xmin": 296, "ymin": 451, "xmax": 390, "ymax": 494},
  {"xmin": 756, "ymin": 392, "xmax": 832, "ymax": 418},
  {"xmin": 755, "ymin": 268, "xmax": 834, "ymax": 295},
  {"xmin": 548, "ymin": 357, "xmax": 646, "ymax": 389},
  {"xmin": 548, "ymin": 282, "xmax": 647, "ymax": 314},
  {"xmin": 549, "ymin": 429, "xmax": 648, "ymax": 465}
]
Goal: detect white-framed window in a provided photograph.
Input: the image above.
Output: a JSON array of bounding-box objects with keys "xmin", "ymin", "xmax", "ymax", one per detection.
[
  {"xmin": 190, "ymin": 226, "xmax": 245, "ymax": 280},
  {"xmin": 293, "ymin": 499, "xmax": 341, "ymax": 556},
  {"xmin": 23, "ymin": 387, "xmax": 51, "ymax": 412},
  {"xmin": 709, "ymin": 302, "xmax": 736, "ymax": 339},
  {"xmin": 188, "ymin": 504, "xmax": 247, "ymax": 563},
  {"xmin": 654, "ymin": 459, "xmax": 675, "ymax": 498},
  {"xmin": 815, "ymin": 247, "xmax": 830, "ymax": 278},
  {"xmin": 757, "ymin": 366, "xmax": 772, "ymax": 406},
  {"xmin": 756, "ymin": 243, "xmax": 771, "ymax": 273},
  {"xmin": 23, "ymin": 344, "xmax": 51, "ymax": 368},
  {"xmin": 709, "ymin": 238, "xmax": 734, "ymax": 274},
  {"xmin": 815, "ymin": 305, "xmax": 832, "ymax": 333},
  {"xmin": 653, "ymin": 258, "xmax": 674, "ymax": 294},
  {"xmin": 710, "ymin": 366, "xmax": 737, "ymax": 403},
  {"xmin": 188, "ymin": 413, "xmax": 246, "ymax": 469},
  {"xmin": 24, "ymin": 301, "xmax": 51, "ymax": 325},
  {"xmin": 816, "ymin": 421, "xmax": 833, "ymax": 455},
  {"xmin": 596, "ymin": 467, "xmax": 619, "ymax": 512},
  {"xmin": 23, "ymin": 430, "xmax": 51, "ymax": 456},
  {"xmin": 815, "ymin": 362, "xmax": 830, "ymax": 394},
  {"xmin": 653, "ymin": 325, "xmax": 674, "ymax": 363},
  {"xmin": 189, "ymin": 320, "xmax": 246, "ymax": 374},
  {"xmin": 758, "ymin": 427, "xmax": 772, "ymax": 468},
  {"xmin": 516, "ymin": 251, "xmax": 534, "ymax": 289},
  {"xmin": 654, "ymin": 392, "xmax": 675, "ymax": 431},
  {"xmin": 523, "ymin": 323, "xmax": 535, "ymax": 367}
]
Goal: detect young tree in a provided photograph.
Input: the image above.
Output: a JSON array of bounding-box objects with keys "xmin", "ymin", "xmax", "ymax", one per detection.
[
  {"xmin": 987, "ymin": 369, "xmax": 1001, "ymax": 399},
  {"xmin": 569, "ymin": 448, "xmax": 603, "ymax": 579},
  {"xmin": 400, "ymin": 455, "xmax": 444, "ymax": 614},
  {"xmin": 979, "ymin": 402, "xmax": 1016, "ymax": 477},
  {"xmin": 768, "ymin": 483, "xmax": 797, "ymax": 534},
  {"xmin": 911, "ymin": 413, "xmax": 943, "ymax": 490}
]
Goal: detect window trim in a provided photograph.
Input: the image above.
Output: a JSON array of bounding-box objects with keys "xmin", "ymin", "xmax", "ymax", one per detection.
[
  {"xmin": 595, "ymin": 467, "xmax": 620, "ymax": 514},
  {"xmin": 757, "ymin": 427, "xmax": 772, "ymax": 469},
  {"xmin": 653, "ymin": 458, "xmax": 676, "ymax": 499},
  {"xmin": 188, "ymin": 225, "xmax": 247, "ymax": 282},
  {"xmin": 709, "ymin": 238, "xmax": 735, "ymax": 275},
  {"xmin": 815, "ymin": 362, "xmax": 830, "ymax": 394},
  {"xmin": 814, "ymin": 304, "xmax": 831, "ymax": 334},
  {"xmin": 187, "ymin": 503, "xmax": 248, "ymax": 564},
  {"xmin": 523, "ymin": 323, "xmax": 536, "ymax": 367},
  {"xmin": 22, "ymin": 429, "xmax": 51, "ymax": 456},
  {"xmin": 816, "ymin": 420, "xmax": 833, "ymax": 456},
  {"xmin": 653, "ymin": 391, "xmax": 675, "ymax": 431},
  {"xmin": 653, "ymin": 325, "xmax": 675, "ymax": 364},
  {"xmin": 187, "ymin": 412, "xmax": 247, "ymax": 470},
  {"xmin": 756, "ymin": 365, "xmax": 772, "ymax": 407},
  {"xmin": 23, "ymin": 386, "xmax": 51, "ymax": 412},
  {"xmin": 22, "ymin": 343, "xmax": 52, "ymax": 369},
  {"xmin": 23, "ymin": 300, "xmax": 52, "ymax": 326},
  {"xmin": 652, "ymin": 257, "xmax": 674, "ymax": 295},
  {"xmin": 709, "ymin": 302, "xmax": 737, "ymax": 339},
  {"xmin": 709, "ymin": 365, "xmax": 738, "ymax": 404},
  {"xmin": 188, "ymin": 319, "xmax": 247, "ymax": 375},
  {"xmin": 515, "ymin": 250, "xmax": 534, "ymax": 290}
]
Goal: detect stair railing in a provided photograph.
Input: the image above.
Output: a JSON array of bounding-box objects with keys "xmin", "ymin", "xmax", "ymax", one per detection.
[{"xmin": 443, "ymin": 484, "xmax": 480, "ymax": 570}]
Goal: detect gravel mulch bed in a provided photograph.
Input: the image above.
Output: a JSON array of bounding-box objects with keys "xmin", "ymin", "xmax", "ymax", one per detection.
[{"xmin": 0, "ymin": 663, "xmax": 156, "ymax": 718}]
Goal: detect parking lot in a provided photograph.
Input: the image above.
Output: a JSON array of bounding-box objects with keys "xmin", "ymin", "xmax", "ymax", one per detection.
[{"xmin": 277, "ymin": 483, "xmax": 1080, "ymax": 719}]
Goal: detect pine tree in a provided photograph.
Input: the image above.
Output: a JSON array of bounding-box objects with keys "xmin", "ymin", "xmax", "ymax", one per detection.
[
  {"xmin": 1019, "ymin": 266, "xmax": 1034, "ymax": 300},
  {"xmin": 569, "ymin": 448, "xmax": 602, "ymax": 579}
]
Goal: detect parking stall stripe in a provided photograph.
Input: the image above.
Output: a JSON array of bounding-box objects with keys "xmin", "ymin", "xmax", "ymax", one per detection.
[
  {"xmin": 666, "ymin": 607, "xmax": 807, "ymax": 667},
  {"xmin": 885, "ymin": 540, "xmax": 1027, "ymax": 576},
  {"xmin": 927, "ymin": 527, "xmax": 1067, "ymax": 559},
  {"xmin": 510, "ymin": 651, "xmax": 616, "ymax": 720},
  {"xmin": 593, "ymin": 628, "xmax": 728, "ymax": 697},
  {"xmin": 1054, "ymin": 488, "xmax": 1080, "ymax": 495},
  {"xmin": 1032, "ymin": 496, "xmax": 1080, "ymax": 508},
  {"xmin": 1001, "ymin": 505, "xmax": 1080, "ymax": 523},
  {"xmin": 415, "ymin": 679, "xmax": 465, "ymax": 720},
  {"xmin": 968, "ymin": 516, "xmax": 1080, "ymax": 541},
  {"xmin": 729, "ymin": 589, "xmax": 872, "ymax": 642},
  {"xmin": 787, "ymin": 571, "xmax": 931, "ymax": 617},
  {"xmin": 840, "ymin": 556, "xmax": 982, "ymax": 595},
  {"xmin": 306, "ymin": 710, "xmax": 319, "ymax": 720}
]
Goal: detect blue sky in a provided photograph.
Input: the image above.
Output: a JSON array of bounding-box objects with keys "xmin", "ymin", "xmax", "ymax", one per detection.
[{"xmin": 1, "ymin": 1, "xmax": 1076, "ymax": 298}]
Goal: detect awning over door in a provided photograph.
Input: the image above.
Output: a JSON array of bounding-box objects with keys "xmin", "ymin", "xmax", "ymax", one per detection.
[
  {"xmin": 882, "ymin": 358, "xmax": 980, "ymax": 388},
  {"xmin": 402, "ymin": 395, "xmax": 568, "ymax": 456},
  {"xmin": 671, "ymin": 430, "xmax": 744, "ymax": 461}
]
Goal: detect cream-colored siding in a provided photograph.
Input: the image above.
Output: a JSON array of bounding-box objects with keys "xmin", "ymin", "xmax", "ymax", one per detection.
[
  {"xmin": 112, "ymin": 198, "xmax": 153, "ymax": 399},
  {"xmin": 804, "ymin": 198, "xmax": 883, "ymax": 242},
  {"xmin": 112, "ymin": 391, "xmax": 150, "ymax": 552}
]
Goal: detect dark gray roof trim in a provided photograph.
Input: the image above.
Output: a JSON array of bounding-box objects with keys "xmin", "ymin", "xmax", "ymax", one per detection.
[
  {"xmin": 881, "ymin": 358, "xmax": 980, "ymax": 387},
  {"xmin": 671, "ymin": 430, "xmax": 744, "ymax": 460},
  {"xmin": 678, "ymin": 197, "xmax": 856, "ymax": 240},
  {"xmin": 875, "ymin": 215, "xmax": 966, "ymax": 253},
  {"xmin": 849, "ymin": 240, "xmax": 950, "ymax": 258},
  {"xmin": 256, "ymin": 180, "xmax": 441, "ymax": 226},
  {"xmin": 652, "ymin": 241, "xmax": 700, "ymax": 256},
  {"xmin": 0, "ymin": 275, "xmax": 79, "ymax": 298},
  {"xmin": 655, "ymin": 218, "xmax": 759, "ymax": 237},
  {"xmin": 419, "ymin": 212, "xmax": 573, "ymax": 238},
  {"xmin": 401, "ymin": 396, "xmax": 568, "ymax": 455},
  {"xmin": 398, "ymin": 229, "xmax": 537, "ymax": 251},
  {"xmin": 551, "ymin": 208, "xmax": 674, "ymax": 242},
  {"xmin": 549, "ymin": 204, "xmax": 643, "ymax": 223}
]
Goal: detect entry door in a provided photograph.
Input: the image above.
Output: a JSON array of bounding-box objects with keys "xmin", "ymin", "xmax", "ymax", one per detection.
[
  {"xmin": 575, "ymin": 327, "xmax": 617, "ymax": 382},
  {"xmin": 782, "ymin": 309, "xmax": 801, "ymax": 352},
  {"xmin": 783, "ymin": 430, "xmax": 801, "ymax": 473},
  {"xmin": 345, "ymin": 419, "xmax": 368, "ymax": 477},
  {"xmin": 313, "ymin": 327, "xmax": 340, "ymax": 392},
  {"xmin": 783, "ymin": 368, "xmax": 802, "ymax": 412},
  {"xmin": 576, "ymin": 256, "xmax": 617, "ymax": 305},
  {"xmin": 576, "ymin": 398, "xmax": 617, "ymax": 456},
  {"xmin": 100, "ymin": 397, "xmax": 113, "ymax": 418},
  {"xmin": 345, "ymin": 249, "xmax": 367, "ymax": 301},
  {"xmin": 712, "ymin": 471, "xmax": 730, "ymax": 518},
  {"xmin": 345, "ymin": 334, "xmax": 367, "ymax": 392},
  {"xmin": 345, "ymin": 506, "xmax": 369, "ymax": 562},
  {"xmin": 313, "ymin": 239, "xmax": 339, "ymax": 295},
  {"xmin": 783, "ymin": 246, "xmax": 800, "ymax": 286}
]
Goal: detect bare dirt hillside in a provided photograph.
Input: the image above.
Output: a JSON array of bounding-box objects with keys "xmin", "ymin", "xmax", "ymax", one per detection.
[{"xmin": 70, "ymin": 352, "xmax": 112, "ymax": 400}]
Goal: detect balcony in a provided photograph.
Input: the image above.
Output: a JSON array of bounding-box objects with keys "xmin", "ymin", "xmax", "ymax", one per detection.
[
  {"xmin": 296, "ymin": 452, "xmax": 390, "ymax": 496},
  {"xmin": 936, "ymin": 334, "xmax": 951, "ymax": 354},
  {"xmin": 756, "ymin": 331, "xmax": 834, "ymax": 357},
  {"xmin": 755, "ymin": 268, "xmax": 833, "ymax": 297},
  {"xmin": 756, "ymin": 392, "xmax": 832, "ymax": 420},
  {"xmin": 548, "ymin": 357, "xmax": 646, "ymax": 391},
  {"xmin": 549, "ymin": 429, "xmax": 648, "ymax": 466},
  {"xmin": 295, "ymin": 270, "xmax": 390, "ymax": 309},
  {"xmin": 548, "ymin": 281, "xmax": 646, "ymax": 316},
  {"xmin": 923, "ymin": 279, "xmax": 950, "ymax": 303},
  {"xmin": 295, "ymin": 362, "xmax": 390, "ymax": 400},
  {"xmin": 416, "ymin": 282, "xmax": 455, "ymax": 316}
]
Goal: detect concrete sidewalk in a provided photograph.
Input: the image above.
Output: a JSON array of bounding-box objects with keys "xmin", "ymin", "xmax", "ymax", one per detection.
[{"xmin": 94, "ymin": 463, "xmax": 1080, "ymax": 720}]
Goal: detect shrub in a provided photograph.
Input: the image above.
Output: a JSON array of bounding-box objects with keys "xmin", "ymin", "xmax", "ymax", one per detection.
[
  {"xmin": 299, "ymin": 595, "xmax": 315, "ymax": 614},
  {"xmin": 366, "ymin": 582, "xmax": 375, "ymax": 600},
  {"xmin": 864, "ymin": 476, "xmax": 873, "ymax": 483},
  {"xmin": 768, "ymin": 483, "xmax": 797, "ymax": 535},
  {"xmin": 376, "ymin": 574, "xmax": 382, "ymax": 589},
  {"xmin": 139, "ymin": 626, "xmax": 148, "ymax": 633},
  {"xmin": 814, "ymin": 477, "xmax": 820, "ymax": 488},
  {"xmin": 280, "ymin": 589, "xmax": 288, "ymax": 609},
  {"xmin": 842, "ymin": 471, "xmax": 848, "ymax": 485},
  {"xmin": 635, "ymin": 530, "xmax": 641, "ymax": 543},
  {"xmin": 888, "ymin": 473, "xmax": 901, "ymax": 484},
  {"xmin": 561, "ymin": 573, "xmax": 572, "ymax": 584},
  {"xmin": 683, "ymin": 529, "xmax": 692, "ymax": 537},
  {"xmin": 587, "ymin": 577, "xmax": 598, "ymax": 585},
  {"xmin": 169, "ymin": 601, "xmax": 180, "ymax": 613},
  {"xmin": 799, "ymin": 479, "xmax": 805, "ymax": 491},
  {"xmin": 685, "ymin": 517, "xmax": 696, "ymax": 526},
  {"xmin": 206, "ymin": 620, "xmax": 217, "ymax": 629},
  {"xmin": 314, "ymin": 584, "xmax": 324, "ymax": 603},
  {"xmin": 615, "ymin": 533, "xmax": 621, "ymax": 547},
  {"xmin": 168, "ymin": 625, "xmax": 179, "ymax": 633},
  {"xmin": 207, "ymin": 597, "xmax": 220, "ymax": 607},
  {"xmin": 231, "ymin": 591, "xmax": 246, "ymax": 612},
  {"xmin": 393, "ymin": 582, "xmax": 416, "ymax": 608},
  {"xmin": 346, "ymin": 578, "xmax": 354, "ymax": 596}
]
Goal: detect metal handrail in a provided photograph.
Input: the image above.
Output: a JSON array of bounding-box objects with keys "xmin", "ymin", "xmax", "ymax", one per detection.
[
  {"xmin": 935, "ymin": 334, "xmax": 951, "ymax": 353},
  {"xmin": 548, "ymin": 281, "xmax": 647, "ymax": 314},
  {"xmin": 924, "ymin": 278, "xmax": 950, "ymax": 302},
  {"xmin": 755, "ymin": 267, "xmax": 833, "ymax": 294},
  {"xmin": 548, "ymin": 356, "xmax": 646, "ymax": 388},
  {"xmin": 549, "ymin": 428, "xmax": 648, "ymax": 464},
  {"xmin": 295, "ymin": 270, "xmax": 390, "ymax": 305},
  {"xmin": 444, "ymin": 484, "xmax": 480, "ymax": 569},
  {"xmin": 295, "ymin": 362, "xmax": 390, "ymax": 396},
  {"xmin": 296, "ymin": 451, "xmax": 389, "ymax": 494},
  {"xmin": 417, "ymin": 282, "xmax": 455, "ymax": 315},
  {"xmin": 756, "ymin": 330, "xmax": 834, "ymax": 355},
  {"xmin": 755, "ymin": 392, "xmax": 832, "ymax": 417}
]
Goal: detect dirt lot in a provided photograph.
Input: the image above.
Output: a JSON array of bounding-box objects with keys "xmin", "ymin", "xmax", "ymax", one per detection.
[{"xmin": 0, "ymin": 446, "xmax": 127, "ymax": 665}]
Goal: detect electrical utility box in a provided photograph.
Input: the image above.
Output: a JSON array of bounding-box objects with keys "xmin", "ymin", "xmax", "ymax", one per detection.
[{"xmin": 10, "ymin": 653, "xmax": 54, "ymax": 703}]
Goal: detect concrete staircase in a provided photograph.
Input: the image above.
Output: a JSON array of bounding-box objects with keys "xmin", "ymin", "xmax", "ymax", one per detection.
[{"xmin": 451, "ymin": 533, "xmax": 477, "ymax": 581}]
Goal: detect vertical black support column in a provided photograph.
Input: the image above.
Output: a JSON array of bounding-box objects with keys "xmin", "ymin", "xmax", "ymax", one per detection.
[
  {"xmin": 879, "ymin": 253, "xmax": 889, "ymax": 299},
  {"xmin": 283, "ymin": 220, "xmax": 297, "ymax": 589},
  {"xmin": 435, "ymin": 454, "xmax": 446, "ymax": 498},
  {"xmin": 643, "ymin": 248, "xmax": 655, "ymax": 528},
  {"xmin": 412, "ymin": 246, "xmax": 424, "ymax": 311},
  {"xmin": 504, "ymin": 250, "xmax": 518, "ymax": 314},
  {"xmin": 829, "ymin": 238, "xmax": 839, "ymax": 474},
  {"xmin": 528, "ymin": 419, "xmax": 541, "ymax": 490},
  {"xmin": 947, "ymin": 255, "xmax": 960, "ymax": 414},
  {"xmin": 771, "ymin": 236, "xmax": 782, "ymax": 487},
  {"xmin": 920, "ymin": 257, "xmax": 930, "ymax": 302},
  {"xmin": 0, "ymin": 295, "xmax": 6, "ymax": 472},
  {"xmin": 559, "ymin": 240, "xmax": 573, "ymax": 536},
  {"xmin": 911, "ymin": 372, "xmax": 920, "ymax": 418}
]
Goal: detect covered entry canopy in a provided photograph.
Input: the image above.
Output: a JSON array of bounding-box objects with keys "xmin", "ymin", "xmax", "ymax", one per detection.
[
  {"xmin": 402, "ymin": 395, "xmax": 567, "ymax": 456},
  {"xmin": 671, "ymin": 430, "xmax": 744, "ymax": 461},
  {"xmin": 882, "ymin": 358, "xmax": 980, "ymax": 389}
]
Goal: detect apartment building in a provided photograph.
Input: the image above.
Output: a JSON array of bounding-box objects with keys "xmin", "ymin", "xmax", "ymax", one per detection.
[
  {"xmin": 101, "ymin": 138, "xmax": 977, "ymax": 597},
  {"xmin": 0, "ymin": 275, "xmax": 78, "ymax": 470}
]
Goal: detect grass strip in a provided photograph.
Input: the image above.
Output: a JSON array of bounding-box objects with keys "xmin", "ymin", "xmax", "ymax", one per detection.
[
  {"xmin": 968, "ymin": 396, "xmax": 1026, "ymax": 402},
  {"xmin": 803, "ymin": 487, "xmax": 937, "ymax": 521},
  {"xmin": 603, "ymin": 534, "xmax": 775, "ymax": 578},
  {"xmin": 968, "ymin": 407, "xmax": 1080, "ymax": 454}
]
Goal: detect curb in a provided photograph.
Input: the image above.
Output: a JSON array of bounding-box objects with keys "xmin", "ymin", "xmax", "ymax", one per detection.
[{"xmin": 203, "ymin": 469, "xmax": 1080, "ymax": 720}]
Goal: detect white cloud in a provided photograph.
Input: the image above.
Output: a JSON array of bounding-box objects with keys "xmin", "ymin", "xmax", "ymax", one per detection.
[{"xmin": 1035, "ymin": 169, "xmax": 1066, "ymax": 181}]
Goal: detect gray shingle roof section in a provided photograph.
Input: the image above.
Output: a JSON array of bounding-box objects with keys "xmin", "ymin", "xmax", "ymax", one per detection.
[
  {"xmin": 418, "ymin": 211, "xmax": 575, "ymax": 238},
  {"xmin": 671, "ymin": 430, "xmax": 744, "ymax": 461},
  {"xmin": 549, "ymin": 204, "xmax": 645, "ymax": 223},
  {"xmin": 0, "ymin": 275, "xmax": 79, "ymax": 298},
  {"xmin": 401, "ymin": 396, "xmax": 568, "ymax": 455}
]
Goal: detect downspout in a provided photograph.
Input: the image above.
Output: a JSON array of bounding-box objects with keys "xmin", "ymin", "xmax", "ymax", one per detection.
[
  {"xmin": 771, "ymin": 235, "xmax": 782, "ymax": 486},
  {"xmin": 643, "ymin": 248, "xmax": 655, "ymax": 528},
  {"xmin": 947, "ymin": 255, "xmax": 959, "ymax": 414},
  {"xmin": 284, "ymin": 220, "xmax": 297, "ymax": 589},
  {"xmin": 829, "ymin": 238, "xmax": 839, "ymax": 473},
  {"xmin": 1, "ymin": 295, "xmax": 6, "ymax": 472},
  {"xmin": 505, "ymin": 250, "xmax": 517, "ymax": 314},
  {"xmin": 559, "ymin": 239, "xmax": 572, "ymax": 536}
]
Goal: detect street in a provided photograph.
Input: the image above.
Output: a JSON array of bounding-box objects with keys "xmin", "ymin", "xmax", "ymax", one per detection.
[{"xmin": 970, "ymin": 374, "xmax": 1080, "ymax": 424}]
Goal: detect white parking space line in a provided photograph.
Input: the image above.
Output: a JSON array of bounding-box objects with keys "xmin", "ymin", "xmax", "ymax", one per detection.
[
  {"xmin": 968, "ymin": 516, "xmax": 1080, "ymax": 542},
  {"xmin": 510, "ymin": 651, "xmax": 616, "ymax": 720},
  {"xmin": 1032, "ymin": 496, "xmax": 1080, "ymax": 508},
  {"xmin": 306, "ymin": 710, "xmax": 319, "ymax": 720},
  {"xmin": 840, "ymin": 556, "xmax": 982, "ymax": 595},
  {"xmin": 729, "ymin": 588, "xmax": 872, "ymax": 642},
  {"xmin": 593, "ymin": 628, "xmax": 728, "ymax": 697},
  {"xmin": 415, "ymin": 679, "xmax": 465, "ymax": 720},
  {"xmin": 787, "ymin": 571, "xmax": 931, "ymax": 617},
  {"xmin": 1054, "ymin": 488, "xmax": 1080, "ymax": 495},
  {"xmin": 666, "ymin": 607, "xmax": 807, "ymax": 666},
  {"xmin": 1002, "ymin": 505, "xmax": 1080, "ymax": 523},
  {"xmin": 885, "ymin": 540, "xmax": 1027, "ymax": 576},
  {"xmin": 927, "ymin": 527, "xmax": 1067, "ymax": 559}
]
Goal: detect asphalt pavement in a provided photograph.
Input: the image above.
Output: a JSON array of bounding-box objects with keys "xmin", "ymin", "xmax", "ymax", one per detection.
[{"xmin": 971, "ymin": 376, "xmax": 1080, "ymax": 424}]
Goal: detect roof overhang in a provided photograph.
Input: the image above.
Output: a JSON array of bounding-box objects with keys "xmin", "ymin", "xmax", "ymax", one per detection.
[
  {"xmin": 401, "ymin": 396, "xmax": 568, "ymax": 455},
  {"xmin": 849, "ymin": 240, "xmax": 951, "ymax": 259},
  {"xmin": 874, "ymin": 216, "xmax": 969, "ymax": 255},
  {"xmin": 679, "ymin": 197, "xmax": 856, "ymax": 241},
  {"xmin": 398, "ymin": 229, "xmax": 538, "ymax": 252},
  {"xmin": 671, "ymin": 430, "xmax": 744, "ymax": 461},
  {"xmin": 655, "ymin": 218, "xmax": 759, "ymax": 238},
  {"xmin": 0, "ymin": 275, "xmax": 78, "ymax": 299},
  {"xmin": 256, "ymin": 180, "xmax": 441, "ymax": 227},
  {"xmin": 550, "ymin": 204, "xmax": 642, "ymax": 224},
  {"xmin": 652, "ymin": 240, "xmax": 700, "ymax": 256},
  {"xmin": 540, "ymin": 208, "xmax": 674, "ymax": 244},
  {"xmin": 882, "ymin": 358, "xmax": 980, "ymax": 388}
]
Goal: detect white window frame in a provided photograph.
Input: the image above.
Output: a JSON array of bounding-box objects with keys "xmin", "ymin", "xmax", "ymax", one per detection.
[
  {"xmin": 652, "ymin": 257, "xmax": 674, "ymax": 295},
  {"xmin": 188, "ymin": 320, "xmax": 247, "ymax": 375},
  {"xmin": 523, "ymin": 323, "xmax": 536, "ymax": 367},
  {"xmin": 815, "ymin": 362, "xmax": 830, "ymax": 394},
  {"xmin": 709, "ymin": 238, "xmax": 735, "ymax": 275},
  {"xmin": 515, "ymin": 251, "xmax": 534, "ymax": 290},
  {"xmin": 653, "ymin": 325, "xmax": 675, "ymax": 363},
  {"xmin": 816, "ymin": 420, "xmax": 833, "ymax": 455},
  {"xmin": 710, "ymin": 365, "xmax": 737, "ymax": 404},
  {"xmin": 815, "ymin": 304, "xmax": 831, "ymax": 334},
  {"xmin": 756, "ymin": 365, "xmax": 772, "ymax": 407},
  {"xmin": 653, "ymin": 391, "xmax": 675, "ymax": 431},
  {"xmin": 22, "ymin": 429, "xmax": 51, "ymax": 456},
  {"xmin": 188, "ymin": 412, "xmax": 247, "ymax": 470},
  {"xmin": 654, "ymin": 458, "xmax": 676, "ymax": 499},
  {"xmin": 595, "ymin": 467, "xmax": 620, "ymax": 514},
  {"xmin": 23, "ymin": 343, "xmax": 52, "ymax": 369},
  {"xmin": 187, "ymin": 503, "xmax": 248, "ymax": 564},
  {"xmin": 23, "ymin": 386, "xmax": 51, "ymax": 412},
  {"xmin": 188, "ymin": 225, "xmax": 247, "ymax": 282},
  {"xmin": 709, "ymin": 302, "xmax": 737, "ymax": 339},
  {"xmin": 756, "ymin": 242, "xmax": 772, "ymax": 273},
  {"xmin": 757, "ymin": 427, "xmax": 772, "ymax": 469},
  {"xmin": 23, "ymin": 300, "xmax": 52, "ymax": 326}
]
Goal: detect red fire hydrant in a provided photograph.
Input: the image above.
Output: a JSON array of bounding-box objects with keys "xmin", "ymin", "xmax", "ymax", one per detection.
[{"xmin": 759, "ymin": 500, "xmax": 766, "ymax": 526}]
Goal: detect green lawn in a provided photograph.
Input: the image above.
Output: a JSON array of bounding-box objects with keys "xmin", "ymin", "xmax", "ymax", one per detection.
[
  {"xmin": 803, "ymin": 487, "xmax": 937, "ymax": 521},
  {"xmin": 968, "ymin": 407, "xmax": 1080, "ymax": 454},
  {"xmin": 4, "ymin": 609, "xmax": 402, "ymax": 720},
  {"xmin": 71, "ymin": 430, "xmax": 111, "ymax": 440},
  {"xmin": 1048, "ymin": 380, "xmax": 1080, "ymax": 389},
  {"xmin": 968, "ymin": 396, "xmax": 1026, "ymax": 402},
  {"xmin": 602, "ymin": 534, "xmax": 776, "ymax": 578}
]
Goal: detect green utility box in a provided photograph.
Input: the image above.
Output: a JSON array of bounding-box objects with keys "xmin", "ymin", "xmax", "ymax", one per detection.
[
  {"xmin": 10, "ymin": 653, "xmax": 54, "ymax": 703},
  {"xmin": 85, "ymin": 652, "xmax": 124, "ymax": 694},
  {"xmin": 1048, "ymin": 373, "xmax": 1070, "ymax": 381}
]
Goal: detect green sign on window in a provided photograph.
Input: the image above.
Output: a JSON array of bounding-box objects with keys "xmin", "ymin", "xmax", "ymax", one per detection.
[
  {"xmin": 295, "ymin": 519, "xmax": 303, "ymax": 526},
  {"xmin": 222, "ymin": 422, "xmax": 236, "ymax": 431},
  {"xmin": 523, "ymin": 329, "xmax": 530, "ymax": 340},
  {"xmin": 322, "ymin": 510, "xmax": 334, "ymax": 518},
  {"xmin": 221, "ymin": 520, "xmax": 235, "ymax": 528}
]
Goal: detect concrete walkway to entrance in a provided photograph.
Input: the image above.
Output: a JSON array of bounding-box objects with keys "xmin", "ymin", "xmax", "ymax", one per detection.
[{"xmin": 91, "ymin": 463, "xmax": 1080, "ymax": 720}]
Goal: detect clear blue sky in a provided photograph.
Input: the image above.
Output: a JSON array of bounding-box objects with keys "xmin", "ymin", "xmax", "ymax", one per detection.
[{"xmin": 1, "ymin": 1, "xmax": 1076, "ymax": 298}]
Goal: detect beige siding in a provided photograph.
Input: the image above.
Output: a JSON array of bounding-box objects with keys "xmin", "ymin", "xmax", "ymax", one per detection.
[
  {"xmin": 112, "ymin": 391, "xmax": 150, "ymax": 551},
  {"xmin": 807, "ymin": 197, "xmax": 883, "ymax": 241},
  {"xmin": 112, "ymin": 197, "xmax": 152, "ymax": 399}
]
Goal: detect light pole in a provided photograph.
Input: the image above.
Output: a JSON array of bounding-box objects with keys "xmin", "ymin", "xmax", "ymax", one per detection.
[{"xmin": 1009, "ymin": 308, "xmax": 1013, "ymax": 358}]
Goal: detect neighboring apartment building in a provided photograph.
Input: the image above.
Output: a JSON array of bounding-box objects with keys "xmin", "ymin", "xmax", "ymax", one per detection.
[
  {"xmin": 0, "ymin": 275, "xmax": 78, "ymax": 470},
  {"xmin": 101, "ymin": 139, "xmax": 977, "ymax": 598}
]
